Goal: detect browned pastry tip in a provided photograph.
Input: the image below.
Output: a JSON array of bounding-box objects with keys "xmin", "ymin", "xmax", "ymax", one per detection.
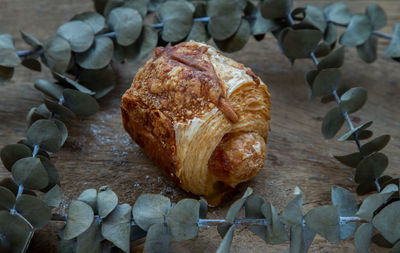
[{"xmin": 121, "ymin": 41, "xmax": 271, "ymax": 205}]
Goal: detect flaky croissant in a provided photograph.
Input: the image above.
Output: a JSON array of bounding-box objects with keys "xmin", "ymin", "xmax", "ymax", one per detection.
[{"xmin": 121, "ymin": 41, "xmax": 270, "ymax": 205}]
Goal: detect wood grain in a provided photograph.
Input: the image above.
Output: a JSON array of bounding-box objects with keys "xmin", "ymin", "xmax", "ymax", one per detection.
[{"xmin": 1, "ymin": 1, "xmax": 399, "ymax": 252}]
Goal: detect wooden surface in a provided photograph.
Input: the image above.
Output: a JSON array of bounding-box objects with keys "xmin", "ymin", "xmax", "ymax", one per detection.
[{"xmin": 1, "ymin": 1, "xmax": 400, "ymax": 252}]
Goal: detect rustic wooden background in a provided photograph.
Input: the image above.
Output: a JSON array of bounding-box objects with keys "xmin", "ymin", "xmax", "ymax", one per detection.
[{"xmin": 1, "ymin": 0, "xmax": 399, "ymax": 252}]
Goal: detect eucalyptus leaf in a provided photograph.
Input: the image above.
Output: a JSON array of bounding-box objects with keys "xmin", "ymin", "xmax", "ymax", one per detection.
[
  {"xmin": 372, "ymin": 201, "xmax": 400, "ymax": 244},
  {"xmin": 331, "ymin": 186, "xmax": 358, "ymax": 239},
  {"xmin": 123, "ymin": 26, "xmax": 158, "ymax": 62},
  {"xmin": 187, "ymin": 21, "xmax": 210, "ymax": 43},
  {"xmin": 312, "ymin": 68, "xmax": 341, "ymax": 97},
  {"xmin": 348, "ymin": 130, "xmax": 373, "ymax": 141},
  {"xmin": 334, "ymin": 152, "xmax": 362, "ymax": 168},
  {"xmin": 53, "ymin": 73, "xmax": 95, "ymax": 95},
  {"xmin": 281, "ymin": 29, "xmax": 322, "ymax": 59},
  {"xmin": 159, "ymin": 1, "xmax": 193, "ymax": 42},
  {"xmin": 0, "ymin": 143, "xmax": 32, "ymax": 171},
  {"xmin": 261, "ymin": 202, "xmax": 289, "ymax": 244},
  {"xmin": 214, "ymin": 19, "xmax": 251, "ymax": 53},
  {"xmin": 0, "ymin": 211, "xmax": 33, "ymax": 253},
  {"xmin": 357, "ymin": 35, "xmax": 378, "ymax": 63},
  {"xmin": 252, "ymin": 13, "xmax": 280, "ymax": 36},
  {"xmin": 44, "ymin": 98, "xmax": 76, "ymax": 121},
  {"xmin": 0, "ymin": 66, "xmax": 14, "ymax": 85},
  {"xmin": 144, "ymin": 223, "xmax": 172, "ymax": 253},
  {"xmin": 322, "ymin": 107, "xmax": 345, "ymax": 139},
  {"xmin": 314, "ymin": 42, "xmax": 332, "ymax": 57},
  {"xmin": 0, "ymin": 34, "xmax": 15, "ymax": 49},
  {"xmin": 43, "ymin": 36, "xmax": 71, "ymax": 74},
  {"xmin": 303, "ymin": 5, "xmax": 326, "ymax": 32},
  {"xmin": 37, "ymin": 155, "xmax": 60, "ymax": 192},
  {"xmin": 27, "ymin": 119, "xmax": 62, "ymax": 152},
  {"xmin": 361, "ymin": 135, "xmax": 391, "ymax": 156},
  {"xmin": 72, "ymin": 12, "xmax": 105, "ymax": 34},
  {"xmin": 107, "ymin": 7, "xmax": 143, "ymax": 46},
  {"xmin": 289, "ymin": 223, "xmax": 315, "ymax": 253},
  {"xmin": 355, "ymin": 153, "xmax": 388, "ymax": 184},
  {"xmin": 167, "ymin": 199, "xmax": 199, "ymax": 242},
  {"xmin": 282, "ymin": 192, "xmax": 303, "ymax": 226},
  {"xmin": 338, "ymin": 121, "xmax": 373, "ymax": 142},
  {"xmin": 324, "ymin": 2, "xmax": 351, "ymax": 25},
  {"xmin": 76, "ymin": 221, "xmax": 102, "ymax": 253},
  {"xmin": 76, "ymin": 36, "xmax": 114, "ymax": 69},
  {"xmin": 216, "ymin": 225, "xmax": 235, "ymax": 253},
  {"xmin": 63, "ymin": 89, "xmax": 99, "ymax": 117},
  {"xmin": 102, "ymin": 204, "xmax": 132, "ymax": 253},
  {"xmin": 385, "ymin": 23, "xmax": 400, "ymax": 58},
  {"xmin": 0, "ymin": 48, "xmax": 21, "ymax": 67},
  {"xmin": 11, "ymin": 157, "xmax": 48, "ymax": 190},
  {"xmin": 207, "ymin": 0, "xmax": 242, "ymax": 40},
  {"xmin": 356, "ymin": 182, "xmax": 377, "ymax": 195},
  {"xmin": 123, "ymin": 0, "xmax": 148, "ymax": 17},
  {"xmin": 97, "ymin": 186, "xmax": 118, "ymax": 219},
  {"xmin": 199, "ymin": 199, "xmax": 208, "ymax": 219},
  {"xmin": 21, "ymin": 58, "xmax": 41, "ymax": 72},
  {"xmin": 354, "ymin": 223, "xmax": 373, "ymax": 253},
  {"xmin": 324, "ymin": 23, "xmax": 338, "ymax": 45},
  {"xmin": 132, "ymin": 193, "xmax": 171, "ymax": 231},
  {"xmin": 20, "ymin": 31, "xmax": 42, "ymax": 49},
  {"xmin": 226, "ymin": 187, "xmax": 253, "ymax": 223},
  {"xmin": 103, "ymin": 0, "xmax": 124, "ymax": 17},
  {"xmin": 356, "ymin": 192, "xmax": 392, "ymax": 222},
  {"xmin": 56, "ymin": 21, "xmax": 95, "ymax": 53},
  {"xmin": 392, "ymin": 241, "xmax": 400, "ymax": 253},
  {"xmin": 339, "ymin": 14, "xmax": 372, "ymax": 47},
  {"xmin": 340, "ymin": 87, "xmax": 368, "ymax": 114},
  {"xmin": 244, "ymin": 195, "xmax": 267, "ymax": 241},
  {"xmin": 53, "ymin": 119, "xmax": 68, "ymax": 147},
  {"xmin": 372, "ymin": 233, "xmax": 394, "ymax": 248},
  {"xmin": 317, "ymin": 46, "xmax": 345, "ymax": 70},
  {"xmin": 77, "ymin": 189, "xmax": 97, "ymax": 212},
  {"xmin": 64, "ymin": 200, "xmax": 94, "ymax": 240},
  {"xmin": 366, "ymin": 3, "xmax": 386, "ymax": 31},
  {"xmin": 78, "ymin": 65, "xmax": 116, "ymax": 99},
  {"xmin": 34, "ymin": 79, "xmax": 64, "ymax": 100},
  {"xmin": 304, "ymin": 205, "xmax": 340, "ymax": 243},
  {"xmin": 44, "ymin": 184, "xmax": 62, "ymax": 208},
  {"xmin": 15, "ymin": 194, "xmax": 51, "ymax": 229},
  {"xmin": 0, "ymin": 186, "xmax": 15, "ymax": 210},
  {"xmin": 261, "ymin": 0, "xmax": 292, "ymax": 19}
]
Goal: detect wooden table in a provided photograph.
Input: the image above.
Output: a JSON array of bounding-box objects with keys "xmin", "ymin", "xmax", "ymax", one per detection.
[{"xmin": 1, "ymin": 0, "xmax": 399, "ymax": 252}]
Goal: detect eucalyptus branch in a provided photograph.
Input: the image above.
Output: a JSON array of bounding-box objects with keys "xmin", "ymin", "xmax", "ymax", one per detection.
[{"xmin": 329, "ymin": 21, "xmax": 393, "ymax": 40}]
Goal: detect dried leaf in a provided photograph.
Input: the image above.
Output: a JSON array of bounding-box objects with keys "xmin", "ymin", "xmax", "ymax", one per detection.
[
  {"xmin": 20, "ymin": 31, "xmax": 42, "ymax": 49},
  {"xmin": 77, "ymin": 189, "xmax": 97, "ymax": 212},
  {"xmin": 62, "ymin": 89, "xmax": 99, "ymax": 117},
  {"xmin": 72, "ymin": 12, "xmax": 105, "ymax": 34},
  {"xmin": 0, "ymin": 66, "xmax": 14, "ymax": 85},
  {"xmin": 216, "ymin": 225, "xmax": 235, "ymax": 253},
  {"xmin": 261, "ymin": 202, "xmax": 289, "ymax": 244},
  {"xmin": 199, "ymin": 199, "xmax": 208, "ymax": 219},
  {"xmin": 303, "ymin": 5, "xmax": 326, "ymax": 32},
  {"xmin": 102, "ymin": 204, "xmax": 132, "ymax": 252},
  {"xmin": 324, "ymin": 2, "xmax": 351, "ymax": 25},
  {"xmin": 340, "ymin": 87, "xmax": 368, "ymax": 114},
  {"xmin": 27, "ymin": 119, "xmax": 62, "ymax": 152},
  {"xmin": 312, "ymin": 68, "xmax": 341, "ymax": 97},
  {"xmin": 123, "ymin": 0, "xmax": 148, "ymax": 17},
  {"xmin": 324, "ymin": 23, "xmax": 338, "ymax": 45},
  {"xmin": 304, "ymin": 205, "xmax": 340, "ymax": 243},
  {"xmin": 56, "ymin": 21, "xmax": 95, "ymax": 53},
  {"xmin": 44, "ymin": 184, "xmax": 62, "ymax": 208},
  {"xmin": 43, "ymin": 36, "xmax": 71, "ymax": 74},
  {"xmin": 11, "ymin": 157, "xmax": 48, "ymax": 190},
  {"xmin": 167, "ymin": 199, "xmax": 199, "ymax": 242},
  {"xmin": 244, "ymin": 195, "xmax": 267, "ymax": 241},
  {"xmin": 64, "ymin": 200, "xmax": 94, "ymax": 240},
  {"xmin": 357, "ymin": 35, "xmax": 378, "ymax": 63},
  {"xmin": 361, "ymin": 135, "xmax": 391, "ymax": 156},
  {"xmin": 44, "ymin": 98, "xmax": 76, "ymax": 121},
  {"xmin": 15, "ymin": 194, "xmax": 51, "ymax": 229},
  {"xmin": 338, "ymin": 121, "xmax": 373, "ymax": 142},
  {"xmin": 339, "ymin": 14, "xmax": 372, "ymax": 47},
  {"xmin": 226, "ymin": 187, "xmax": 253, "ymax": 223},
  {"xmin": 78, "ymin": 65, "xmax": 115, "ymax": 99},
  {"xmin": 281, "ymin": 29, "xmax": 322, "ymax": 59},
  {"xmin": 322, "ymin": 107, "xmax": 345, "ymax": 139},
  {"xmin": 76, "ymin": 221, "xmax": 102, "ymax": 253},
  {"xmin": 366, "ymin": 3, "xmax": 386, "ymax": 31},
  {"xmin": 21, "ymin": 58, "xmax": 41, "ymax": 72},
  {"xmin": 0, "ymin": 186, "xmax": 15, "ymax": 210},
  {"xmin": 282, "ymin": 192, "xmax": 303, "ymax": 226},
  {"xmin": 334, "ymin": 152, "xmax": 362, "ymax": 168},
  {"xmin": 372, "ymin": 201, "xmax": 400, "ymax": 244},
  {"xmin": 0, "ymin": 48, "xmax": 21, "ymax": 67},
  {"xmin": 107, "ymin": 7, "xmax": 143, "ymax": 46},
  {"xmin": 289, "ymin": 223, "xmax": 315, "ymax": 253},
  {"xmin": 1, "ymin": 144, "xmax": 32, "ymax": 171},
  {"xmin": 123, "ymin": 26, "xmax": 158, "ymax": 62},
  {"xmin": 354, "ymin": 223, "xmax": 373, "ymax": 253},
  {"xmin": 53, "ymin": 73, "xmax": 95, "ymax": 95},
  {"xmin": 385, "ymin": 23, "xmax": 400, "ymax": 58},
  {"xmin": 207, "ymin": 0, "xmax": 242, "ymax": 40},
  {"xmin": 144, "ymin": 223, "xmax": 172, "ymax": 253},
  {"xmin": 76, "ymin": 36, "xmax": 113, "ymax": 69},
  {"xmin": 0, "ymin": 211, "xmax": 33, "ymax": 253},
  {"xmin": 97, "ymin": 186, "xmax": 118, "ymax": 219},
  {"xmin": 132, "ymin": 194, "xmax": 171, "ymax": 231},
  {"xmin": 159, "ymin": 1, "xmax": 193, "ymax": 42},
  {"xmin": 331, "ymin": 186, "xmax": 358, "ymax": 239},
  {"xmin": 187, "ymin": 21, "xmax": 210, "ymax": 43},
  {"xmin": 0, "ymin": 34, "xmax": 15, "ymax": 49},
  {"xmin": 356, "ymin": 192, "xmax": 392, "ymax": 222},
  {"xmin": 261, "ymin": 0, "xmax": 293, "ymax": 19},
  {"xmin": 317, "ymin": 46, "xmax": 345, "ymax": 70},
  {"xmin": 355, "ymin": 153, "xmax": 388, "ymax": 184},
  {"xmin": 215, "ymin": 19, "xmax": 251, "ymax": 53}
]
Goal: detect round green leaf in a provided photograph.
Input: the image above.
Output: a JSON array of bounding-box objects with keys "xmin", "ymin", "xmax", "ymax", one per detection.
[
  {"xmin": 214, "ymin": 19, "xmax": 251, "ymax": 53},
  {"xmin": 339, "ymin": 14, "xmax": 372, "ymax": 47},
  {"xmin": 360, "ymin": 135, "xmax": 391, "ymax": 156},
  {"xmin": 281, "ymin": 29, "xmax": 322, "ymax": 59},
  {"xmin": 322, "ymin": 107, "xmax": 345, "ymax": 139},
  {"xmin": 34, "ymin": 79, "xmax": 64, "ymax": 100},
  {"xmin": 132, "ymin": 193, "xmax": 171, "ymax": 231},
  {"xmin": 72, "ymin": 12, "xmax": 105, "ymax": 34},
  {"xmin": 0, "ymin": 186, "xmax": 15, "ymax": 210},
  {"xmin": 0, "ymin": 211, "xmax": 33, "ymax": 253},
  {"xmin": 187, "ymin": 21, "xmax": 210, "ymax": 43},
  {"xmin": 216, "ymin": 225, "xmax": 235, "ymax": 253},
  {"xmin": 357, "ymin": 35, "xmax": 378, "ymax": 63},
  {"xmin": 123, "ymin": 26, "xmax": 158, "ymax": 62},
  {"xmin": 303, "ymin": 5, "xmax": 327, "ymax": 32},
  {"xmin": 77, "ymin": 189, "xmax": 97, "ymax": 212},
  {"xmin": 324, "ymin": 23, "xmax": 338, "ymax": 45},
  {"xmin": 317, "ymin": 46, "xmax": 345, "ymax": 70},
  {"xmin": 1, "ymin": 144, "xmax": 32, "ymax": 171},
  {"xmin": 331, "ymin": 186, "xmax": 358, "ymax": 239},
  {"xmin": 76, "ymin": 36, "xmax": 113, "ymax": 69},
  {"xmin": 11, "ymin": 157, "xmax": 49, "ymax": 190},
  {"xmin": 0, "ymin": 34, "xmax": 15, "ymax": 49},
  {"xmin": 43, "ymin": 36, "xmax": 71, "ymax": 74},
  {"xmin": 207, "ymin": 0, "xmax": 242, "ymax": 40},
  {"xmin": 27, "ymin": 119, "xmax": 62, "ymax": 152},
  {"xmin": 63, "ymin": 89, "xmax": 99, "ymax": 117},
  {"xmin": 0, "ymin": 66, "xmax": 14, "ymax": 85},
  {"xmin": 334, "ymin": 152, "xmax": 362, "ymax": 168},
  {"xmin": 97, "ymin": 186, "xmax": 118, "ymax": 219},
  {"xmin": 15, "ymin": 194, "xmax": 51, "ymax": 229},
  {"xmin": 76, "ymin": 221, "xmax": 102, "ymax": 253},
  {"xmin": 282, "ymin": 193, "xmax": 303, "ymax": 226},
  {"xmin": 144, "ymin": 223, "xmax": 172, "ymax": 253},
  {"xmin": 372, "ymin": 201, "xmax": 400, "ymax": 244},
  {"xmin": 78, "ymin": 65, "xmax": 116, "ymax": 99},
  {"xmin": 35, "ymin": 155, "xmax": 59, "ymax": 192},
  {"xmin": 244, "ymin": 195, "xmax": 267, "ymax": 241},
  {"xmin": 338, "ymin": 121, "xmax": 373, "ymax": 142},
  {"xmin": 21, "ymin": 58, "xmax": 41, "ymax": 72},
  {"xmin": 290, "ymin": 223, "xmax": 316, "ymax": 253},
  {"xmin": 354, "ymin": 223, "xmax": 373, "ymax": 253},
  {"xmin": 314, "ymin": 42, "xmax": 332, "ymax": 57},
  {"xmin": 312, "ymin": 68, "xmax": 341, "ymax": 96},
  {"xmin": 304, "ymin": 205, "xmax": 340, "ymax": 243},
  {"xmin": 261, "ymin": 0, "xmax": 293, "ymax": 19},
  {"xmin": 0, "ymin": 177, "xmax": 36, "ymax": 196},
  {"xmin": 366, "ymin": 3, "xmax": 386, "ymax": 31},
  {"xmin": 324, "ymin": 2, "xmax": 351, "ymax": 25},
  {"xmin": 64, "ymin": 200, "xmax": 94, "ymax": 240},
  {"xmin": 20, "ymin": 31, "xmax": 42, "ymax": 49},
  {"xmin": 44, "ymin": 98, "xmax": 76, "ymax": 121},
  {"xmin": 261, "ymin": 202, "xmax": 289, "ymax": 244},
  {"xmin": 340, "ymin": 87, "xmax": 368, "ymax": 114},
  {"xmin": 102, "ymin": 0, "xmax": 124, "ymax": 17},
  {"xmin": 355, "ymin": 153, "xmax": 388, "ymax": 184},
  {"xmin": 384, "ymin": 23, "xmax": 400, "ymax": 58},
  {"xmin": 123, "ymin": 0, "xmax": 148, "ymax": 17},
  {"xmin": 44, "ymin": 184, "xmax": 62, "ymax": 208},
  {"xmin": 0, "ymin": 48, "xmax": 21, "ymax": 67},
  {"xmin": 356, "ymin": 182, "xmax": 378, "ymax": 195},
  {"xmin": 102, "ymin": 204, "xmax": 132, "ymax": 253},
  {"xmin": 56, "ymin": 21, "xmax": 95, "ymax": 53},
  {"xmin": 356, "ymin": 192, "xmax": 392, "ymax": 222},
  {"xmin": 167, "ymin": 199, "xmax": 200, "ymax": 242},
  {"xmin": 159, "ymin": 1, "xmax": 194, "ymax": 42},
  {"xmin": 252, "ymin": 12, "xmax": 280, "ymax": 36},
  {"xmin": 226, "ymin": 187, "xmax": 253, "ymax": 223},
  {"xmin": 53, "ymin": 73, "xmax": 95, "ymax": 95},
  {"xmin": 107, "ymin": 7, "xmax": 143, "ymax": 46},
  {"xmin": 53, "ymin": 119, "xmax": 68, "ymax": 147}
]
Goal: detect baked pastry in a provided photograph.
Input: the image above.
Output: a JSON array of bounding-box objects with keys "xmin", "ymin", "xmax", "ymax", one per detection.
[{"xmin": 121, "ymin": 41, "xmax": 270, "ymax": 205}]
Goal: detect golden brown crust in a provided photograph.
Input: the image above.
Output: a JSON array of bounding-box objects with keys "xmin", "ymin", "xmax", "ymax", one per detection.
[{"xmin": 121, "ymin": 41, "xmax": 271, "ymax": 205}]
